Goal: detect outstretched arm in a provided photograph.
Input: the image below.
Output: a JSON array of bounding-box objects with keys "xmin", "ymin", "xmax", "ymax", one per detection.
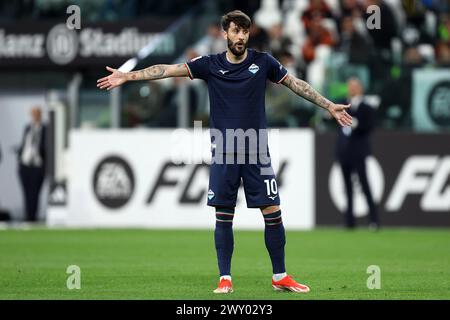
[
  {"xmin": 97, "ymin": 63, "xmax": 189, "ymax": 90},
  {"xmin": 282, "ymin": 74, "xmax": 352, "ymax": 127}
]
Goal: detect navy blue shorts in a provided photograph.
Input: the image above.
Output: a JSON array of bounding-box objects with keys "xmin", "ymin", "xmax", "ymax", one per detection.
[{"xmin": 207, "ymin": 153, "xmax": 280, "ymax": 208}]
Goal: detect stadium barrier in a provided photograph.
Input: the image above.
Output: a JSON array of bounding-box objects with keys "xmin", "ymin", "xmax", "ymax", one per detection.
[
  {"xmin": 316, "ymin": 131, "xmax": 450, "ymax": 227},
  {"xmin": 47, "ymin": 129, "xmax": 449, "ymax": 228},
  {"xmin": 52, "ymin": 129, "xmax": 314, "ymax": 229}
]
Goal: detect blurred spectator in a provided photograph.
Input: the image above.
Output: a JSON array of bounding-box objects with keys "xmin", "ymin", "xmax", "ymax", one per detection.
[
  {"xmin": 122, "ymin": 81, "xmax": 165, "ymax": 128},
  {"xmin": 403, "ymin": 45, "xmax": 426, "ymax": 66},
  {"xmin": 335, "ymin": 78, "xmax": 379, "ymax": 230},
  {"xmin": 379, "ymin": 46, "xmax": 425, "ymax": 127},
  {"xmin": 339, "ymin": 0, "xmax": 364, "ymax": 18},
  {"xmin": 248, "ymin": 23, "xmax": 270, "ymax": 51},
  {"xmin": 136, "ymin": 0, "xmax": 200, "ymax": 16},
  {"xmin": 98, "ymin": 0, "xmax": 138, "ymax": 20},
  {"xmin": 279, "ymin": 51, "xmax": 299, "ymax": 77},
  {"xmin": 302, "ymin": 12, "xmax": 335, "ymax": 63},
  {"xmin": 267, "ymin": 23, "xmax": 293, "ymax": 59},
  {"xmin": 17, "ymin": 106, "xmax": 47, "ymax": 223},
  {"xmin": 402, "ymin": 0, "xmax": 428, "ymax": 29},
  {"xmin": 438, "ymin": 13, "xmax": 450, "ymax": 44},
  {"xmin": 266, "ymin": 52, "xmax": 300, "ymax": 127},
  {"xmin": 363, "ymin": 0, "xmax": 398, "ymax": 51},
  {"xmin": 337, "ymin": 15, "xmax": 372, "ymax": 64},
  {"xmin": 0, "ymin": 0, "xmax": 35, "ymax": 20},
  {"xmin": 196, "ymin": 23, "xmax": 227, "ymax": 56},
  {"xmin": 401, "ymin": 0, "xmax": 436, "ymax": 46},
  {"xmin": 227, "ymin": 0, "xmax": 262, "ymax": 19},
  {"xmin": 266, "ymin": 80, "xmax": 296, "ymax": 127},
  {"xmin": 253, "ymin": 0, "xmax": 282, "ymax": 31},
  {"xmin": 302, "ymin": 0, "xmax": 334, "ymax": 30},
  {"xmin": 436, "ymin": 41, "xmax": 450, "ymax": 66}
]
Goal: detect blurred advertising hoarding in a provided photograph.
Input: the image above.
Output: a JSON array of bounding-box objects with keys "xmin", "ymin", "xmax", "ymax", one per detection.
[
  {"xmin": 412, "ymin": 69, "xmax": 450, "ymax": 131},
  {"xmin": 0, "ymin": 19, "xmax": 175, "ymax": 69},
  {"xmin": 316, "ymin": 131, "xmax": 450, "ymax": 227},
  {"xmin": 57, "ymin": 129, "xmax": 314, "ymax": 229}
]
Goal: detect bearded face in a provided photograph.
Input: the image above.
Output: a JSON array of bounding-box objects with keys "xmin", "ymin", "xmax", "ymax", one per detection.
[
  {"xmin": 227, "ymin": 37, "xmax": 248, "ymax": 56},
  {"xmin": 225, "ymin": 22, "xmax": 249, "ymax": 57}
]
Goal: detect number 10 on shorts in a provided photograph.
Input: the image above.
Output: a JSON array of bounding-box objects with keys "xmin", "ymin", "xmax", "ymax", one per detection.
[{"xmin": 264, "ymin": 179, "xmax": 278, "ymax": 196}]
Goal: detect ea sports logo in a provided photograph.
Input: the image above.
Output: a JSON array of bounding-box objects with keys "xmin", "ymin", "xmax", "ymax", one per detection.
[
  {"xmin": 46, "ymin": 24, "xmax": 78, "ymax": 65},
  {"xmin": 93, "ymin": 156, "xmax": 135, "ymax": 209},
  {"xmin": 329, "ymin": 156, "xmax": 384, "ymax": 217}
]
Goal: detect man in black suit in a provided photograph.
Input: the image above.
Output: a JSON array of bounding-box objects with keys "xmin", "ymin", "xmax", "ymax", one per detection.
[
  {"xmin": 335, "ymin": 78, "xmax": 379, "ymax": 230},
  {"xmin": 18, "ymin": 106, "xmax": 47, "ymax": 222}
]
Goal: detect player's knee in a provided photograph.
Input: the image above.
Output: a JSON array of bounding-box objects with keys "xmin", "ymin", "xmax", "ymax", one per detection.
[
  {"xmin": 215, "ymin": 207, "xmax": 235, "ymax": 225},
  {"xmin": 261, "ymin": 207, "xmax": 283, "ymax": 227},
  {"xmin": 261, "ymin": 205, "xmax": 280, "ymax": 215}
]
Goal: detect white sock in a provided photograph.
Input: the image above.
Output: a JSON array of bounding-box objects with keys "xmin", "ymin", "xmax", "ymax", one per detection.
[
  {"xmin": 273, "ymin": 272, "xmax": 287, "ymax": 281},
  {"xmin": 220, "ymin": 275, "xmax": 232, "ymax": 281}
]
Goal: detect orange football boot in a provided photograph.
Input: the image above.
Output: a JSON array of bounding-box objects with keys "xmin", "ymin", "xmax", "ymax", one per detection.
[
  {"xmin": 213, "ymin": 278, "xmax": 233, "ymax": 294},
  {"xmin": 272, "ymin": 275, "xmax": 310, "ymax": 293}
]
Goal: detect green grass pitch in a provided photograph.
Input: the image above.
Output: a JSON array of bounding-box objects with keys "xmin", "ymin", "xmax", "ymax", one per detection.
[{"xmin": 0, "ymin": 227, "xmax": 449, "ymax": 300}]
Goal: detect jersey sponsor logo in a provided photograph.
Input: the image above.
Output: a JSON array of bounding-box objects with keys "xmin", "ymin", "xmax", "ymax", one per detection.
[
  {"xmin": 248, "ymin": 63, "xmax": 259, "ymax": 74},
  {"xmin": 268, "ymin": 195, "xmax": 278, "ymax": 200},
  {"xmin": 208, "ymin": 189, "xmax": 215, "ymax": 200},
  {"xmin": 219, "ymin": 69, "xmax": 229, "ymax": 75}
]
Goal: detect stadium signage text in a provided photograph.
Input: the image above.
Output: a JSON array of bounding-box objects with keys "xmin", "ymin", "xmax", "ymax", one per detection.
[
  {"xmin": 386, "ymin": 155, "xmax": 450, "ymax": 211},
  {"xmin": 0, "ymin": 19, "xmax": 175, "ymax": 67},
  {"xmin": 146, "ymin": 161, "xmax": 288, "ymax": 205},
  {"xmin": 0, "ymin": 30, "xmax": 44, "ymax": 58},
  {"xmin": 65, "ymin": 130, "xmax": 314, "ymax": 229}
]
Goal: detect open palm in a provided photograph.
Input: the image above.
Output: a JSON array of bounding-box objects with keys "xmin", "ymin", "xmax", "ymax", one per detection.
[
  {"xmin": 329, "ymin": 104, "xmax": 353, "ymax": 127},
  {"xmin": 97, "ymin": 66, "xmax": 127, "ymax": 90}
]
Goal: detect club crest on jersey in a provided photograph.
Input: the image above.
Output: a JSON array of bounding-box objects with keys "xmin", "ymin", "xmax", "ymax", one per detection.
[
  {"xmin": 208, "ymin": 189, "xmax": 215, "ymax": 200},
  {"xmin": 248, "ymin": 64, "xmax": 259, "ymax": 74}
]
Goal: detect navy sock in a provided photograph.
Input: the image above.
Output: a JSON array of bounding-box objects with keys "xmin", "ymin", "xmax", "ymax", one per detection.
[
  {"xmin": 263, "ymin": 210, "xmax": 286, "ymax": 274},
  {"xmin": 214, "ymin": 207, "xmax": 235, "ymax": 276}
]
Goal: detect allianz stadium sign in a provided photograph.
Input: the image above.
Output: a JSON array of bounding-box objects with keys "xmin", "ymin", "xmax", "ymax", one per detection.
[{"xmin": 0, "ymin": 19, "xmax": 175, "ymax": 68}]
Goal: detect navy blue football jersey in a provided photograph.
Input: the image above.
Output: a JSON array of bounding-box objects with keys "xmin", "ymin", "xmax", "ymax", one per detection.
[{"xmin": 185, "ymin": 49, "xmax": 288, "ymax": 154}]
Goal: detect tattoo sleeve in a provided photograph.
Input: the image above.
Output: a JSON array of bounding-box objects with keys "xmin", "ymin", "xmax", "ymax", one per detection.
[
  {"xmin": 282, "ymin": 74, "xmax": 332, "ymax": 110},
  {"xmin": 127, "ymin": 65, "xmax": 166, "ymax": 81},
  {"xmin": 127, "ymin": 64, "xmax": 186, "ymax": 81}
]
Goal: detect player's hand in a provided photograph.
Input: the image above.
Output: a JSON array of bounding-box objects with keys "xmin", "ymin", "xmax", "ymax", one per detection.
[
  {"xmin": 97, "ymin": 66, "xmax": 127, "ymax": 90},
  {"xmin": 329, "ymin": 103, "xmax": 352, "ymax": 127}
]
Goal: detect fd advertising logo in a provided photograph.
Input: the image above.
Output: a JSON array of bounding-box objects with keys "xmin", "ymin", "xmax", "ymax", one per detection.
[
  {"xmin": 328, "ymin": 155, "xmax": 450, "ymax": 215},
  {"xmin": 93, "ymin": 156, "xmax": 135, "ymax": 209}
]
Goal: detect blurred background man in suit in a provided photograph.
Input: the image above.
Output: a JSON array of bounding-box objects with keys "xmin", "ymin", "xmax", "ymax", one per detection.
[
  {"xmin": 335, "ymin": 78, "xmax": 379, "ymax": 230},
  {"xmin": 17, "ymin": 106, "xmax": 47, "ymax": 223}
]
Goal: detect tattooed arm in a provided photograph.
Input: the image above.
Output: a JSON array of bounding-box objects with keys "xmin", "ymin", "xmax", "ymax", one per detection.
[
  {"xmin": 282, "ymin": 74, "xmax": 353, "ymax": 127},
  {"xmin": 97, "ymin": 64, "xmax": 188, "ymax": 91}
]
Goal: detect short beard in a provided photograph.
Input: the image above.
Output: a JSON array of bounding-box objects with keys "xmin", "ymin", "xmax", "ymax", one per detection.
[{"xmin": 227, "ymin": 38, "xmax": 247, "ymax": 57}]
